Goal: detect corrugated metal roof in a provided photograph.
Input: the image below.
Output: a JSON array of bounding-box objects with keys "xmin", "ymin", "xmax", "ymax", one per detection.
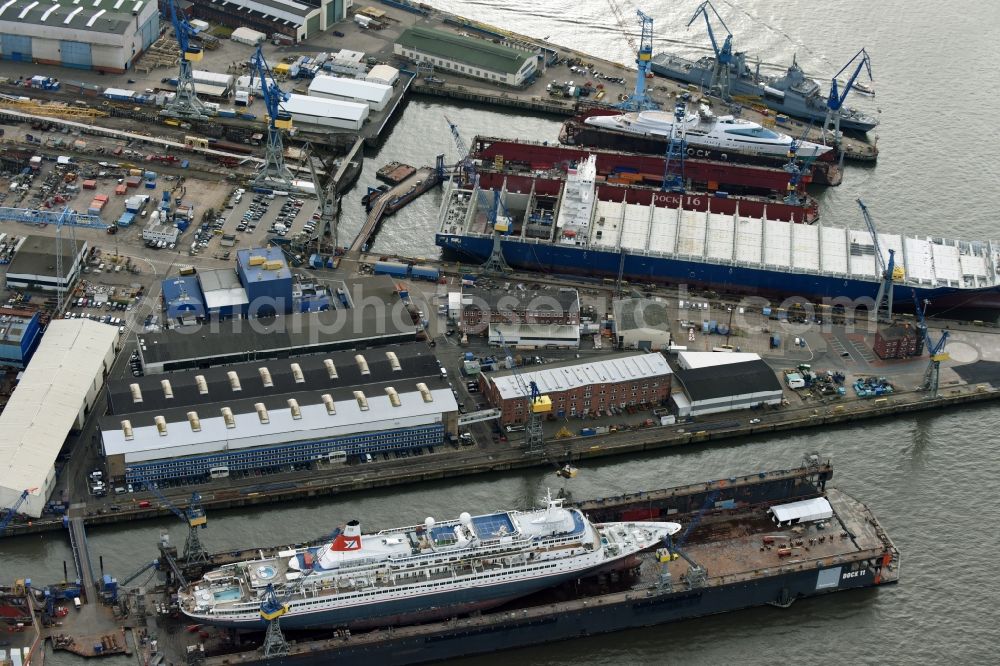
[
  {"xmin": 490, "ymin": 353, "xmax": 671, "ymax": 400},
  {"xmin": 0, "ymin": 0, "xmax": 153, "ymax": 35},
  {"xmin": 0, "ymin": 320, "xmax": 118, "ymax": 516},
  {"xmin": 677, "ymin": 351, "xmax": 762, "ymax": 370},
  {"xmin": 280, "ymin": 93, "xmax": 368, "ymax": 122},
  {"xmin": 768, "ymin": 497, "xmax": 833, "ymax": 524},
  {"xmin": 308, "ymin": 75, "xmax": 392, "ymax": 104},
  {"xmin": 673, "ymin": 360, "xmax": 782, "ymax": 402},
  {"xmin": 397, "ymin": 26, "xmax": 534, "ymax": 75}
]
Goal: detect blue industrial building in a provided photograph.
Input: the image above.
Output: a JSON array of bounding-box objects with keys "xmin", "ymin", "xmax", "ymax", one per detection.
[
  {"xmin": 0, "ymin": 309, "xmax": 43, "ymax": 368},
  {"xmin": 162, "ymin": 276, "xmax": 206, "ymax": 323},
  {"xmin": 238, "ymin": 247, "xmax": 293, "ymax": 318},
  {"xmin": 160, "ymin": 248, "xmax": 330, "ymax": 324},
  {"xmin": 99, "ymin": 344, "xmax": 459, "ymax": 484}
]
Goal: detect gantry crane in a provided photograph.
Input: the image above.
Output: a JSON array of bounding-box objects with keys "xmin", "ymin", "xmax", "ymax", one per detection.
[
  {"xmin": 161, "ymin": 0, "xmax": 210, "ymax": 121},
  {"xmin": 445, "ymin": 116, "xmax": 512, "ymax": 275},
  {"xmin": 144, "ymin": 484, "xmax": 209, "ymax": 564},
  {"xmin": 605, "ymin": 3, "xmax": 658, "ymax": 111},
  {"xmin": 301, "ymin": 143, "xmax": 339, "ymax": 262},
  {"xmin": 782, "ymin": 125, "xmax": 823, "ymax": 207},
  {"xmin": 0, "ymin": 488, "xmax": 36, "ymax": 537},
  {"xmin": 260, "ymin": 583, "xmax": 290, "ymax": 658},
  {"xmin": 45, "ymin": 206, "xmax": 110, "ymax": 312},
  {"xmin": 857, "ymin": 198, "xmax": 902, "ymax": 323},
  {"xmin": 497, "ymin": 333, "xmax": 551, "ymax": 453},
  {"xmin": 912, "ymin": 290, "xmax": 950, "ymax": 399},
  {"xmin": 249, "ymin": 44, "xmax": 295, "ymax": 189},
  {"xmin": 824, "ymin": 48, "xmax": 873, "ymax": 143},
  {"xmin": 687, "ymin": 1, "xmax": 734, "ymax": 99}
]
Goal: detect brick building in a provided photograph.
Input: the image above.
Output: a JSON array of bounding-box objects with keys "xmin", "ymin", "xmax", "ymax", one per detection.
[
  {"xmin": 481, "ymin": 353, "xmax": 671, "ymax": 425},
  {"xmin": 459, "ymin": 288, "xmax": 580, "ymax": 336},
  {"xmin": 873, "ymin": 323, "xmax": 924, "ymax": 360}
]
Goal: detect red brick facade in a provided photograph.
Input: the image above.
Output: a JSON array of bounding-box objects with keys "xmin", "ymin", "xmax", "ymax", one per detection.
[
  {"xmin": 873, "ymin": 324, "xmax": 924, "ymax": 360},
  {"xmin": 481, "ymin": 371, "xmax": 671, "ymax": 425}
]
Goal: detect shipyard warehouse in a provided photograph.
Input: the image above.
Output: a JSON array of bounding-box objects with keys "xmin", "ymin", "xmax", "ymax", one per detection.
[
  {"xmin": 100, "ymin": 344, "xmax": 459, "ymax": 485},
  {"xmin": 0, "ymin": 0, "xmax": 159, "ymax": 73}
]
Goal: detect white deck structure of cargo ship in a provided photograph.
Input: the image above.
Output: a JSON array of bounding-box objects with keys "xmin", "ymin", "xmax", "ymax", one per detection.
[{"xmin": 437, "ymin": 160, "xmax": 1000, "ymax": 297}]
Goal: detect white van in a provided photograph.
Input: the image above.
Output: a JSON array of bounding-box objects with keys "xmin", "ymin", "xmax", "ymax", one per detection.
[
  {"xmin": 209, "ymin": 466, "xmax": 230, "ymax": 479},
  {"xmin": 73, "ymin": 597, "xmax": 82, "ymax": 610}
]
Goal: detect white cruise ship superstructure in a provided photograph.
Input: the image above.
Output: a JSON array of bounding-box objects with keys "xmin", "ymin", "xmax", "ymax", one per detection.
[{"xmin": 179, "ymin": 494, "xmax": 680, "ymax": 630}]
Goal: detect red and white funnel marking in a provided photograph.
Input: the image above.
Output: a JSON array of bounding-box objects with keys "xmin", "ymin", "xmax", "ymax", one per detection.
[{"xmin": 331, "ymin": 520, "xmax": 362, "ymax": 551}]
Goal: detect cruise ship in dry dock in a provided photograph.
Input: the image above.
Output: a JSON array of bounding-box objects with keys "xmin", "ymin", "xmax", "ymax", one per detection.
[
  {"xmin": 179, "ymin": 494, "xmax": 679, "ymax": 630},
  {"xmin": 436, "ymin": 155, "xmax": 1000, "ymax": 311}
]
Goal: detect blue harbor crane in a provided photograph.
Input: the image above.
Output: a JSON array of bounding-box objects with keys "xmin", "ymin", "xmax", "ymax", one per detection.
[
  {"xmin": 782, "ymin": 125, "xmax": 823, "ymax": 207},
  {"xmin": 606, "ymin": 3, "xmax": 658, "ymax": 111},
  {"xmin": 687, "ymin": 1, "xmax": 734, "ymax": 99},
  {"xmin": 497, "ymin": 333, "xmax": 551, "ymax": 453},
  {"xmin": 857, "ymin": 198, "xmax": 900, "ymax": 323},
  {"xmin": 657, "ymin": 490, "xmax": 718, "ymax": 590},
  {"xmin": 444, "ymin": 116, "xmax": 513, "ymax": 275},
  {"xmin": 823, "ymin": 48, "xmax": 873, "ymax": 143},
  {"xmin": 249, "ymin": 44, "xmax": 296, "ymax": 189},
  {"xmin": 260, "ymin": 583, "xmax": 290, "ymax": 658},
  {"xmin": 144, "ymin": 484, "xmax": 209, "ymax": 565},
  {"xmin": 0, "ymin": 488, "xmax": 35, "ymax": 537},
  {"xmin": 160, "ymin": 0, "xmax": 210, "ymax": 120},
  {"xmin": 660, "ymin": 100, "xmax": 688, "ymax": 192},
  {"xmin": 911, "ymin": 290, "xmax": 950, "ymax": 399}
]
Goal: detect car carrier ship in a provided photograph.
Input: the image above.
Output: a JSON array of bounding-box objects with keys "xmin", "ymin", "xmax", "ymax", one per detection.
[
  {"xmin": 186, "ymin": 461, "xmax": 899, "ymax": 666},
  {"xmin": 435, "ymin": 154, "xmax": 1000, "ymax": 312}
]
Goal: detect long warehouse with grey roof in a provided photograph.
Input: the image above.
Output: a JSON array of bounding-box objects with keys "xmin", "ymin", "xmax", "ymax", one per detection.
[
  {"xmin": 100, "ymin": 343, "xmax": 458, "ymax": 485},
  {"xmin": 0, "ymin": 0, "xmax": 160, "ymax": 73}
]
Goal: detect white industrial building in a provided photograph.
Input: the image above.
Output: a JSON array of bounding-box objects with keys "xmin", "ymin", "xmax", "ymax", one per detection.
[
  {"xmin": 0, "ymin": 0, "xmax": 159, "ymax": 73},
  {"xmin": 671, "ymin": 355, "xmax": 784, "ymax": 418},
  {"xmin": 0, "ymin": 320, "xmax": 119, "ymax": 518},
  {"xmin": 195, "ymin": 0, "xmax": 352, "ymax": 43},
  {"xmin": 230, "ymin": 27, "xmax": 267, "ymax": 46},
  {"xmin": 142, "ymin": 223, "xmax": 180, "ymax": 245},
  {"xmin": 192, "ymin": 69, "xmax": 235, "ymax": 95},
  {"xmin": 308, "ymin": 74, "xmax": 392, "ymax": 112},
  {"xmin": 677, "ymin": 351, "xmax": 763, "ymax": 370},
  {"xmin": 366, "ymin": 64, "xmax": 399, "ymax": 87},
  {"xmin": 4, "ymin": 235, "xmax": 88, "ymax": 294},
  {"xmin": 488, "ymin": 323, "xmax": 580, "ymax": 350},
  {"xmin": 280, "ymin": 93, "xmax": 368, "ymax": 130},
  {"xmin": 325, "ymin": 48, "xmax": 366, "ymax": 77},
  {"xmin": 395, "ymin": 26, "xmax": 538, "ymax": 87}
]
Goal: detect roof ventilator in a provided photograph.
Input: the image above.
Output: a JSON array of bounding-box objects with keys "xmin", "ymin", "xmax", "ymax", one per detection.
[
  {"xmin": 416, "ymin": 382, "xmax": 433, "ymax": 403},
  {"xmin": 221, "ymin": 407, "xmax": 236, "ymax": 429},
  {"xmin": 187, "ymin": 411, "xmax": 201, "ymax": 432},
  {"xmin": 195, "ymin": 375, "xmax": 208, "ymax": 395},
  {"xmin": 255, "ymin": 402, "xmax": 270, "ymax": 424},
  {"xmin": 161, "ymin": 379, "xmax": 173, "ymax": 399},
  {"xmin": 288, "ymin": 398, "xmax": 302, "ymax": 419},
  {"xmin": 322, "ymin": 393, "xmax": 336, "ymax": 415},
  {"xmin": 290, "ymin": 363, "xmax": 305, "ymax": 383},
  {"xmin": 121, "ymin": 419, "xmax": 133, "ymax": 441},
  {"xmin": 154, "ymin": 415, "xmax": 167, "ymax": 436},
  {"xmin": 130, "ymin": 383, "xmax": 142, "ymax": 403},
  {"xmin": 385, "ymin": 387, "xmax": 401, "ymax": 407},
  {"xmin": 386, "ymin": 351, "xmax": 401, "ymax": 371},
  {"xmin": 324, "ymin": 359, "xmax": 338, "ymax": 379},
  {"xmin": 228, "ymin": 371, "xmax": 242, "ymax": 392},
  {"xmin": 354, "ymin": 391, "xmax": 369, "ymax": 411},
  {"xmin": 259, "ymin": 367, "xmax": 273, "ymax": 388},
  {"xmin": 355, "ymin": 354, "xmax": 370, "ymax": 375}
]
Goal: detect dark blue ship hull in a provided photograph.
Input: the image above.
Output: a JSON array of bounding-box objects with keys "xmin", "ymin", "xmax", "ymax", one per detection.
[{"xmin": 436, "ymin": 233, "xmax": 1000, "ymax": 312}]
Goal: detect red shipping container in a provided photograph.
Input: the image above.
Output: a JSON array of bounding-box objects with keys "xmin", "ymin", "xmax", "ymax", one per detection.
[{"xmin": 82, "ymin": 180, "xmax": 97, "ymax": 189}]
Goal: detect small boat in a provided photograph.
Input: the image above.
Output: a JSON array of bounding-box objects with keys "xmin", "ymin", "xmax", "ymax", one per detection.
[
  {"xmin": 557, "ymin": 464, "xmax": 578, "ymax": 479},
  {"xmin": 853, "ymin": 81, "xmax": 875, "ymax": 96}
]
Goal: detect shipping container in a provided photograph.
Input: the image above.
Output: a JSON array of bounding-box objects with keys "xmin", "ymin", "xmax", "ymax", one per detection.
[
  {"xmin": 410, "ymin": 264, "xmax": 440, "ymax": 281},
  {"xmin": 373, "ymin": 261, "xmax": 409, "ymax": 278}
]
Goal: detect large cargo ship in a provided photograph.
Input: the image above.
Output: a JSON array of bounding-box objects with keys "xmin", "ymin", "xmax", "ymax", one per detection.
[
  {"xmin": 436, "ymin": 156, "xmax": 1000, "ymax": 312},
  {"xmin": 191, "ymin": 462, "xmax": 900, "ymax": 666},
  {"xmin": 179, "ymin": 493, "xmax": 679, "ymax": 630},
  {"xmin": 650, "ymin": 50, "xmax": 879, "ymax": 133}
]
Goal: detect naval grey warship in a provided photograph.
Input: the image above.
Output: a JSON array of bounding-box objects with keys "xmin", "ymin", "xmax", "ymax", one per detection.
[{"xmin": 651, "ymin": 50, "xmax": 878, "ymax": 133}]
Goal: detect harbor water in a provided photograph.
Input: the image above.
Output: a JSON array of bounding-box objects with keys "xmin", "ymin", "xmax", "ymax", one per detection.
[{"xmin": 4, "ymin": 0, "xmax": 1000, "ymax": 663}]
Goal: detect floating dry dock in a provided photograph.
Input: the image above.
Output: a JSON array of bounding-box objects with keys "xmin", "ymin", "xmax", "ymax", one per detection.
[{"xmin": 194, "ymin": 462, "xmax": 898, "ymax": 666}]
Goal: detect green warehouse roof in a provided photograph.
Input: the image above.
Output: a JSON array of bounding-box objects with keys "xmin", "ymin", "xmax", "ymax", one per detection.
[{"xmin": 397, "ymin": 26, "xmax": 534, "ymax": 75}]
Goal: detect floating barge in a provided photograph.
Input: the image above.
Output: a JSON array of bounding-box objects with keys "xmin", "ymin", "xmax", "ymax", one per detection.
[
  {"xmin": 193, "ymin": 462, "xmax": 899, "ymax": 666},
  {"xmin": 376, "ymin": 161, "xmax": 417, "ymax": 185}
]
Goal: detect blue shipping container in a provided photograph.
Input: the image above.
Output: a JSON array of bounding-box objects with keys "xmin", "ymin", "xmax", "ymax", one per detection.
[
  {"xmin": 373, "ymin": 261, "xmax": 409, "ymax": 278},
  {"xmin": 410, "ymin": 264, "xmax": 440, "ymax": 281}
]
